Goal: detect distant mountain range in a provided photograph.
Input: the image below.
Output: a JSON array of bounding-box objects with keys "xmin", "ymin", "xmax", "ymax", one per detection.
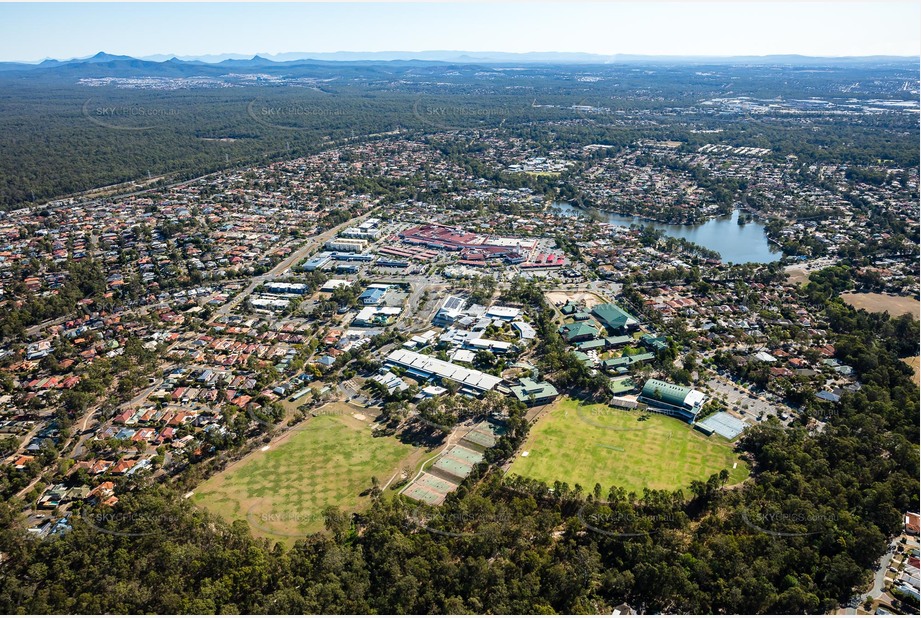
[{"xmin": 1, "ymin": 50, "xmax": 917, "ymax": 74}]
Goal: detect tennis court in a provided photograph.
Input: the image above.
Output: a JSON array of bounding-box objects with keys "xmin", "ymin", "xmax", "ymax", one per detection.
[{"xmin": 695, "ymin": 411, "xmax": 748, "ymax": 440}]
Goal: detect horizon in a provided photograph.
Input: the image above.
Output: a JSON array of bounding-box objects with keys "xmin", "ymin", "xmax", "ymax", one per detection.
[
  {"xmin": 13, "ymin": 49, "xmax": 921, "ymax": 66},
  {"xmin": 1, "ymin": 2, "xmax": 919, "ymax": 63}
]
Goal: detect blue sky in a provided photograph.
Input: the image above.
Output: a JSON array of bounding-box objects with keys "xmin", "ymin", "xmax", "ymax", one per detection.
[{"xmin": 1, "ymin": 2, "xmax": 918, "ymax": 62}]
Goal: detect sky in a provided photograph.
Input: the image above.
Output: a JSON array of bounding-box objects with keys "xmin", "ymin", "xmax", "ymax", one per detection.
[{"xmin": 0, "ymin": 2, "xmax": 918, "ymax": 62}]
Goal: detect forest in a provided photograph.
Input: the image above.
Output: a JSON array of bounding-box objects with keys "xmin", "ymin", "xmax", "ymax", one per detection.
[{"xmin": 0, "ymin": 58, "xmax": 917, "ymax": 208}]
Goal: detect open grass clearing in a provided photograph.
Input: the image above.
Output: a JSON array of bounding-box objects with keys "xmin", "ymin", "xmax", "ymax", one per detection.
[
  {"xmin": 193, "ymin": 404, "xmax": 425, "ymax": 545},
  {"xmin": 508, "ymin": 397, "xmax": 749, "ymax": 495}
]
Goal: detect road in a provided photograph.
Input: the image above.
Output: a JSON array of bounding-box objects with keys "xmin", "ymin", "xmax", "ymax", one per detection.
[
  {"xmin": 213, "ymin": 210, "xmax": 377, "ymax": 318},
  {"xmin": 3, "ymin": 421, "xmax": 44, "ymax": 464},
  {"xmin": 66, "ymin": 407, "xmax": 101, "ymax": 459},
  {"xmin": 402, "ymin": 281, "xmax": 447, "ymax": 332},
  {"xmin": 867, "ymin": 546, "xmax": 896, "ymax": 600}
]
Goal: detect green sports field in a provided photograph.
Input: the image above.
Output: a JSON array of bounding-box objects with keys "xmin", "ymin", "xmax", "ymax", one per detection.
[
  {"xmin": 193, "ymin": 407, "xmax": 420, "ymax": 542},
  {"xmin": 509, "ymin": 397, "xmax": 749, "ymax": 494}
]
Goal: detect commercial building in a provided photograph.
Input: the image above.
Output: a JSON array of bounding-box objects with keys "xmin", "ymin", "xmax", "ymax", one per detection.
[
  {"xmin": 463, "ymin": 338, "xmax": 513, "ymax": 354},
  {"xmin": 324, "ymin": 238, "xmax": 367, "ymax": 253},
  {"xmin": 376, "ymin": 258, "xmax": 409, "ymax": 268},
  {"xmin": 330, "ymin": 252, "xmax": 373, "ymax": 262},
  {"xmin": 340, "ymin": 227, "xmax": 380, "ymax": 240},
  {"xmin": 383, "ymin": 349, "xmax": 503, "ymax": 397},
  {"xmin": 400, "ymin": 223, "xmax": 537, "ymax": 254},
  {"xmin": 249, "ymin": 297, "xmax": 291, "ymax": 311},
  {"xmin": 301, "ymin": 253, "xmax": 332, "ymax": 272},
  {"xmin": 264, "ymin": 282, "xmax": 309, "ymax": 295},
  {"xmin": 358, "ymin": 285, "xmax": 388, "ymax": 305},
  {"xmin": 637, "ymin": 379, "xmax": 707, "ymax": 423},
  {"xmin": 485, "ymin": 306, "xmax": 521, "ymax": 321},
  {"xmin": 370, "ymin": 371, "xmax": 408, "ymax": 394},
  {"xmin": 512, "ymin": 321, "xmax": 536, "ymax": 340},
  {"xmin": 352, "ymin": 306, "xmax": 400, "ymax": 327},
  {"xmin": 433, "ymin": 295, "xmax": 467, "ymax": 327},
  {"xmin": 320, "ymin": 279, "xmax": 351, "ymax": 292}
]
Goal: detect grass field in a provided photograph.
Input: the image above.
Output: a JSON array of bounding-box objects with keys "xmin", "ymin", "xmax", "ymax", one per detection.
[
  {"xmin": 193, "ymin": 406, "xmax": 421, "ymax": 543},
  {"xmin": 508, "ymin": 398, "xmax": 749, "ymax": 495},
  {"xmin": 840, "ymin": 292, "xmax": 919, "ymax": 320}
]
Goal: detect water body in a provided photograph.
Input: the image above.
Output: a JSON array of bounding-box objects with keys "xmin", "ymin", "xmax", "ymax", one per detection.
[{"xmin": 552, "ymin": 202, "xmax": 781, "ymax": 264}]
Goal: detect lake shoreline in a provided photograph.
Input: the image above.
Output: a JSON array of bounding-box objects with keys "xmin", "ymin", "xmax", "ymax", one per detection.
[{"xmin": 550, "ymin": 201, "xmax": 782, "ymax": 264}]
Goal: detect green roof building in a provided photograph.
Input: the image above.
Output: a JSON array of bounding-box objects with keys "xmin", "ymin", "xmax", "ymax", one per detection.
[
  {"xmin": 641, "ymin": 334, "xmax": 668, "ymax": 352},
  {"xmin": 577, "ymin": 336, "xmax": 633, "ymax": 351},
  {"xmin": 637, "ymin": 378, "xmax": 706, "ymax": 423},
  {"xmin": 510, "ymin": 378, "xmax": 559, "ymax": 406},
  {"xmin": 601, "ymin": 352, "xmax": 655, "ymax": 371},
  {"xmin": 576, "ymin": 338, "xmax": 607, "ymax": 351},
  {"xmin": 573, "ymin": 351, "xmax": 593, "ymax": 366},
  {"xmin": 559, "ymin": 321, "xmax": 599, "ymax": 342},
  {"xmin": 592, "ymin": 303, "xmax": 640, "ymax": 334},
  {"xmin": 561, "ymin": 301, "xmax": 579, "ymax": 315}
]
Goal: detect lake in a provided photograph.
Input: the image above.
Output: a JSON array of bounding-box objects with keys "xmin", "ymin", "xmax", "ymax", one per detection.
[{"xmin": 551, "ymin": 202, "xmax": 781, "ymax": 264}]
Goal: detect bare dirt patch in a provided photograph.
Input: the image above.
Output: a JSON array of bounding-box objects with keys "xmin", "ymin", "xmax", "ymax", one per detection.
[
  {"xmin": 785, "ymin": 267, "xmax": 810, "ymax": 286},
  {"xmin": 840, "ymin": 293, "xmax": 919, "ymax": 320},
  {"xmin": 545, "ymin": 290, "xmax": 607, "ymax": 309}
]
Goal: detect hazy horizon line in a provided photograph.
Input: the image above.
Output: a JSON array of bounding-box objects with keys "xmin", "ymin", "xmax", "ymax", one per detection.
[{"xmin": 8, "ymin": 49, "xmax": 920, "ymax": 64}]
